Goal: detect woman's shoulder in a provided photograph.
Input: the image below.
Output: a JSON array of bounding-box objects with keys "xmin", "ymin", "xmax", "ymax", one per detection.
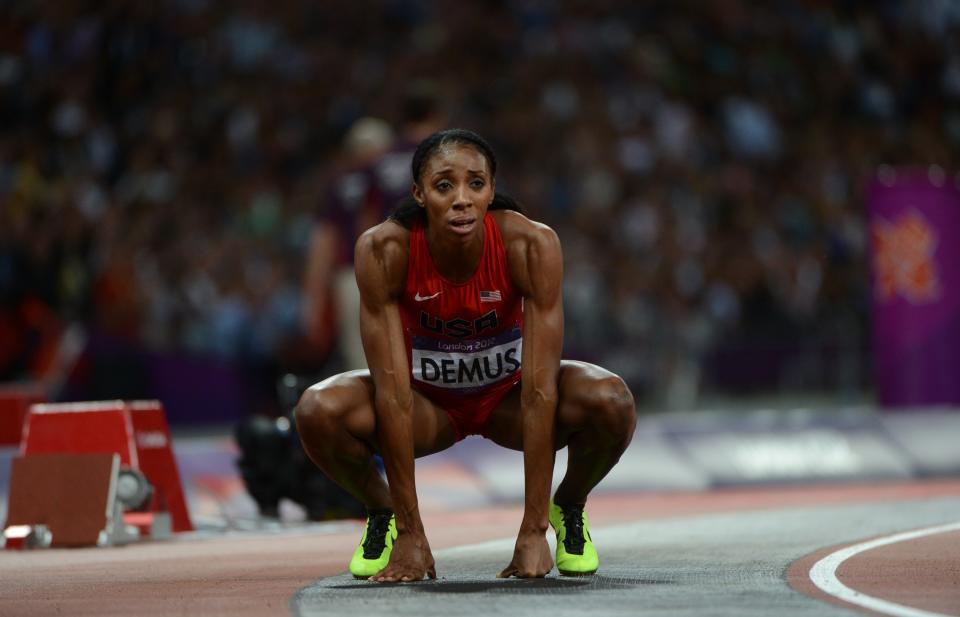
[
  {"xmin": 490, "ymin": 209, "xmax": 560, "ymax": 253},
  {"xmin": 356, "ymin": 219, "xmax": 411, "ymax": 256},
  {"xmin": 355, "ymin": 219, "xmax": 410, "ymax": 292}
]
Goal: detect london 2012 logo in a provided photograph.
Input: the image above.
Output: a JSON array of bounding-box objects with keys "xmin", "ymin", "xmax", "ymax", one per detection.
[{"xmin": 871, "ymin": 208, "xmax": 941, "ymax": 304}]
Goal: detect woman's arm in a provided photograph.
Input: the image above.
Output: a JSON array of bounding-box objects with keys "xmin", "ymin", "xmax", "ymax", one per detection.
[
  {"xmin": 500, "ymin": 217, "xmax": 564, "ymax": 577},
  {"xmin": 354, "ymin": 224, "xmax": 435, "ymax": 581}
]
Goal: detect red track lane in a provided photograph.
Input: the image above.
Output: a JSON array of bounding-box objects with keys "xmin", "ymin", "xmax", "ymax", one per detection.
[
  {"xmin": 788, "ymin": 522, "xmax": 960, "ymax": 617},
  {"xmin": 838, "ymin": 529, "xmax": 960, "ymax": 616},
  {"xmin": 2, "ymin": 479, "xmax": 959, "ymax": 617}
]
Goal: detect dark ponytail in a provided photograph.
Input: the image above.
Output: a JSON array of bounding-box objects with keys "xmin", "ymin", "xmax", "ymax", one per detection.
[
  {"xmin": 490, "ymin": 192, "xmax": 524, "ymax": 213},
  {"xmin": 389, "ymin": 197, "xmax": 424, "ymax": 227},
  {"xmin": 389, "ymin": 128, "xmax": 525, "ymax": 227}
]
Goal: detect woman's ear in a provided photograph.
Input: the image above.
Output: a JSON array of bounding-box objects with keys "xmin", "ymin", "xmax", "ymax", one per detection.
[{"xmin": 411, "ymin": 183, "xmax": 425, "ymax": 207}]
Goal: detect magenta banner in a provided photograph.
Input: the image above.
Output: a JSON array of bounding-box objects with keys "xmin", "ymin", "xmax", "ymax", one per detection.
[{"xmin": 868, "ymin": 168, "xmax": 960, "ymax": 408}]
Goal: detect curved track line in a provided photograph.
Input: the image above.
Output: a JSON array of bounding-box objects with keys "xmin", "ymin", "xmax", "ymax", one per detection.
[{"xmin": 809, "ymin": 521, "xmax": 960, "ymax": 617}]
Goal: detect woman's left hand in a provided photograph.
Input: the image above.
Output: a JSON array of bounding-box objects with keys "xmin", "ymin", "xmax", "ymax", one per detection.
[{"xmin": 497, "ymin": 530, "xmax": 554, "ymax": 578}]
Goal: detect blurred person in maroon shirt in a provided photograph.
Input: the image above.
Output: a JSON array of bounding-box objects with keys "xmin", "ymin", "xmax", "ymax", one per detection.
[
  {"xmin": 302, "ymin": 117, "xmax": 394, "ymax": 367},
  {"xmin": 302, "ymin": 83, "xmax": 445, "ymax": 370}
]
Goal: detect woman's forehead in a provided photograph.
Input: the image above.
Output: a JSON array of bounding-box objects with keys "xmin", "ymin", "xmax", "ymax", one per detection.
[{"xmin": 426, "ymin": 143, "xmax": 489, "ymax": 174}]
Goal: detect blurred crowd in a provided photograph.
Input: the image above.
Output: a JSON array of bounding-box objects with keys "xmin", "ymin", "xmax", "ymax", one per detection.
[{"xmin": 2, "ymin": 0, "xmax": 959, "ymax": 412}]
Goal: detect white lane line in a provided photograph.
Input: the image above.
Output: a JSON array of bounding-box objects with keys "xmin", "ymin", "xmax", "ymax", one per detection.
[{"xmin": 809, "ymin": 520, "xmax": 960, "ymax": 617}]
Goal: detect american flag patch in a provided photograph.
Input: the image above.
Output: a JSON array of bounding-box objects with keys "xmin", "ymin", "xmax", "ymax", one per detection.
[{"xmin": 480, "ymin": 290, "xmax": 502, "ymax": 302}]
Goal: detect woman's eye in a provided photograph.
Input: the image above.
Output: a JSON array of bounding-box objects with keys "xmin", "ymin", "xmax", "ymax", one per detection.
[
  {"xmin": 471, "ymin": 179, "xmax": 485, "ymax": 188},
  {"xmin": 436, "ymin": 182, "xmax": 451, "ymax": 191}
]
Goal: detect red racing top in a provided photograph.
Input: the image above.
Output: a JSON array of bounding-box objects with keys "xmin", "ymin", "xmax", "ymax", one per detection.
[{"xmin": 399, "ymin": 213, "xmax": 524, "ymax": 413}]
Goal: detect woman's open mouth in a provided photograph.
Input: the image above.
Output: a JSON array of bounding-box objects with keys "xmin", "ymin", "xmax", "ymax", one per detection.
[{"xmin": 449, "ymin": 217, "xmax": 476, "ymax": 235}]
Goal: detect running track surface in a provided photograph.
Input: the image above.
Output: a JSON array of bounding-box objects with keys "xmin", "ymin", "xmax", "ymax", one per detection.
[{"xmin": 1, "ymin": 480, "xmax": 958, "ymax": 617}]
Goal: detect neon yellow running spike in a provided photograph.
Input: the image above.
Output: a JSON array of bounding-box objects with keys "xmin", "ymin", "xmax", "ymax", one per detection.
[
  {"xmin": 349, "ymin": 512, "xmax": 397, "ymax": 579},
  {"xmin": 549, "ymin": 501, "xmax": 599, "ymax": 576}
]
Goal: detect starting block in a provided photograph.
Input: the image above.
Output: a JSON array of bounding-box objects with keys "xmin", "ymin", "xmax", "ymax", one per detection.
[
  {"xmin": 3, "ymin": 452, "xmax": 137, "ymax": 547},
  {"xmin": 16, "ymin": 400, "xmax": 193, "ymax": 536},
  {"xmin": 0, "ymin": 384, "xmax": 45, "ymax": 446},
  {"xmin": 3, "ymin": 524, "xmax": 53, "ymax": 549},
  {"xmin": 127, "ymin": 401, "xmax": 192, "ymax": 532},
  {"xmin": 22, "ymin": 400, "xmax": 138, "ymax": 465}
]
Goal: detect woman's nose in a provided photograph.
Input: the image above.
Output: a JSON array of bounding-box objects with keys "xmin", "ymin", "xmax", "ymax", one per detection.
[{"xmin": 452, "ymin": 185, "xmax": 471, "ymax": 207}]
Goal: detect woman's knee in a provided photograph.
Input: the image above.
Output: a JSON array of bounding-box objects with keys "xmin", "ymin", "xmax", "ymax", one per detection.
[
  {"xmin": 294, "ymin": 380, "xmax": 364, "ymax": 439},
  {"xmin": 582, "ymin": 374, "xmax": 637, "ymax": 438}
]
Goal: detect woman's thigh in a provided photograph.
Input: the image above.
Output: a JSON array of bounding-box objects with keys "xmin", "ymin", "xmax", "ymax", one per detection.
[
  {"xmin": 481, "ymin": 360, "xmax": 620, "ymax": 451},
  {"xmin": 302, "ymin": 369, "xmax": 459, "ymax": 458}
]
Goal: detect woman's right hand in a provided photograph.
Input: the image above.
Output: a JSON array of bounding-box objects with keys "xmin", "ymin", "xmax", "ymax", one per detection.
[{"xmin": 370, "ymin": 530, "xmax": 437, "ymax": 582}]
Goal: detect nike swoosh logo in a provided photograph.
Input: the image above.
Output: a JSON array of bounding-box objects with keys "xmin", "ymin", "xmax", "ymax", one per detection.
[{"xmin": 414, "ymin": 291, "xmax": 441, "ymax": 302}]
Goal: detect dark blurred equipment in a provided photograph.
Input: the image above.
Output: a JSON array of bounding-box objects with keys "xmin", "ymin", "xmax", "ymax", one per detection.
[{"xmin": 233, "ymin": 374, "xmax": 365, "ymax": 520}]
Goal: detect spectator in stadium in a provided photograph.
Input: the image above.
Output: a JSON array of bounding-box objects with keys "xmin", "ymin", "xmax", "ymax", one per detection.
[
  {"xmin": 303, "ymin": 83, "xmax": 445, "ymax": 371},
  {"xmin": 302, "ymin": 117, "xmax": 394, "ymax": 368}
]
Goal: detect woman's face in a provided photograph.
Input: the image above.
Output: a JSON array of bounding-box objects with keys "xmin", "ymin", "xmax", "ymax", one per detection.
[{"xmin": 412, "ymin": 143, "xmax": 494, "ymax": 239}]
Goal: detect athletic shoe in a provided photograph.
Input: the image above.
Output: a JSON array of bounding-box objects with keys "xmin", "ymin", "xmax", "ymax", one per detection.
[
  {"xmin": 349, "ymin": 511, "xmax": 397, "ymax": 579},
  {"xmin": 548, "ymin": 501, "xmax": 598, "ymax": 576}
]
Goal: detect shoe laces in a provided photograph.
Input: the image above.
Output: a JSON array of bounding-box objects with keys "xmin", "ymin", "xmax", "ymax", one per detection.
[
  {"xmin": 361, "ymin": 512, "xmax": 392, "ymax": 559},
  {"xmin": 560, "ymin": 504, "xmax": 587, "ymax": 555}
]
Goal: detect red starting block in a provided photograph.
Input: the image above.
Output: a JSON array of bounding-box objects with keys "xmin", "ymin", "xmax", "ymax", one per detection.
[
  {"xmin": 127, "ymin": 401, "xmax": 192, "ymax": 532},
  {"xmin": 3, "ymin": 524, "xmax": 53, "ymax": 550},
  {"xmin": 22, "ymin": 400, "xmax": 138, "ymax": 466},
  {"xmin": 0, "ymin": 384, "xmax": 45, "ymax": 446},
  {"xmin": 18, "ymin": 400, "xmax": 193, "ymax": 534},
  {"xmin": 4, "ymin": 452, "xmax": 133, "ymax": 547}
]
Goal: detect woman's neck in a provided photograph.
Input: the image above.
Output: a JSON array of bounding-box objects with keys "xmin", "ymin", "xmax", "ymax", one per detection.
[{"xmin": 425, "ymin": 218, "xmax": 485, "ymax": 284}]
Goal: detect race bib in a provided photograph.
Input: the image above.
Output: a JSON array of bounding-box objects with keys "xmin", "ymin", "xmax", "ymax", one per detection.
[{"xmin": 411, "ymin": 326, "xmax": 522, "ymax": 391}]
